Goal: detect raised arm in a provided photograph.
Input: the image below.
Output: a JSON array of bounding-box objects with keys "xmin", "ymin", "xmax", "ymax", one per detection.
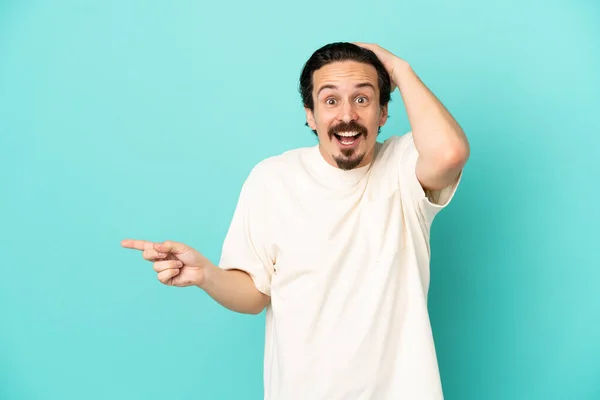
[{"xmin": 355, "ymin": 42, "xmax": 470, "ymax": 191}]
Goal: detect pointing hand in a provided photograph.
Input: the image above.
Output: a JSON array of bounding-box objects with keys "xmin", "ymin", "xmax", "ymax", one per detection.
[{"xmin": 121, "ymin": 239, "xmax": 210, "ymax": 287}]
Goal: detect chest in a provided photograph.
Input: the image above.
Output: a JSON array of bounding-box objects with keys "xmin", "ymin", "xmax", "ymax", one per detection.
[{"xmin": 269, "ymin": 182, "xmax": 408, "ymax": 297}]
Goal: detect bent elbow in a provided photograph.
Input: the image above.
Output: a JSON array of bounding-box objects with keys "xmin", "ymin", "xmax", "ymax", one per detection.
[
  {"xmin": 444, "ymin": 141, "xmax": 470, "ymax": 168},
  {"xmin": 246, "ymin": 295, "xmax": 270, "ymax": 315}
]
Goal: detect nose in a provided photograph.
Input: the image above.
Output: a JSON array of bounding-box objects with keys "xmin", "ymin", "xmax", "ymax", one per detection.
[{"xmin": 338, "ymin": 100, "xmax": 358, "ymax": 124}]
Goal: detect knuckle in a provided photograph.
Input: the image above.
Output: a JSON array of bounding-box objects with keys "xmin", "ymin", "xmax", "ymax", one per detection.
[
  {"xmin": 143, "ymin": 250, "xmax": 156, "ymax": 260},
  {"xmin": 157, "ymin": 271, "xmax": 168, "ymax": 283},
  {"xmin": 157, "ymin": 268, "xmax": 177, "ymax": 284}
]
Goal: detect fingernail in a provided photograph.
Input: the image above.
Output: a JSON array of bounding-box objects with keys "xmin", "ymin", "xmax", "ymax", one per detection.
[{"xmin": 177, "ymin": 261, "xmax": 183, "ymax": 267}]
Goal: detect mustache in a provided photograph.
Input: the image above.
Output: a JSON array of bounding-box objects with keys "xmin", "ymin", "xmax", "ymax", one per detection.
[{"xmin": 328, "ymin": 121, "xmax": 368, "ymax": 138}]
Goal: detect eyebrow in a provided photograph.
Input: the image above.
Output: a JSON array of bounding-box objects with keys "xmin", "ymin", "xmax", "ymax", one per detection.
[{"xmin": 316, "ymin": 82, "xmax": 376, "ymax": 96}]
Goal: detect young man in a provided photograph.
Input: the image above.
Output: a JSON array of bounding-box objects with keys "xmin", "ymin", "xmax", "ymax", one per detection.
[{"xmin": 122, "ymin": 42, "xmax": 469, "ymax": 399}]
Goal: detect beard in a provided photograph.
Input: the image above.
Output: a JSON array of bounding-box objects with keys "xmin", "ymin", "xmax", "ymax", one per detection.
[
  {"xmin": 328, "ymin": 120, "xmax": 369, "ymax": 170},
  {"xmin": 334, "ymin": 152, "xmax": 365, "ymax": 170}
]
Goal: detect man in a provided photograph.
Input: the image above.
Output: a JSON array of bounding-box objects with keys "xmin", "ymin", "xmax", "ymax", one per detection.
[{"xmin": 122, "ymin": 42, "xmax": 469, "ymax": 399}]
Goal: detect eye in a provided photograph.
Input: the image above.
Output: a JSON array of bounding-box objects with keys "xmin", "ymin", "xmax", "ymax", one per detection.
[
  {"xmin": 355, "ymin": 96, "xmax": 368, "ymax": 104},
  {"xmin": 325, "ymin": 98, "xmax": 337, "ymax": 105}
]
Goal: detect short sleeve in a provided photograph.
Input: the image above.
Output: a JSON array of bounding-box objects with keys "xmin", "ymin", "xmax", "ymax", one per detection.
[
  {"xmin": 218, "ymin": 165, "xmax": 275, "ymax": 296},
  {"xmin": 397, "ymin": 132, "xmax": 462, "ymax": 224}
]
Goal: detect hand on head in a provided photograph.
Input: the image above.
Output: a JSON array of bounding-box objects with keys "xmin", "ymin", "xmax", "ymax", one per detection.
[{"xmin": 352, "ymin": 42, "xmax": 400, "ymax": 92}]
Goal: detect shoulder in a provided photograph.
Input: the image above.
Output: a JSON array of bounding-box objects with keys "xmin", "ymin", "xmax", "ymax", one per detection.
[
  {"xmin": 371, "ymin": 131, "xmax": 415, "ymax": 169},
  {"xmin": 380, "ymin": 132, "xmax": 415, "ymax": 153},
  {"xmin": 244, "ymin": 146, "xmax": 313, "ymax": 185}
]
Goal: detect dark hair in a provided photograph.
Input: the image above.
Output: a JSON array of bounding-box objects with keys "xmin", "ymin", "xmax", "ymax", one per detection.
[{"xmin": 299, "ymin": 42, "xmax": 392, "ymax": 133}]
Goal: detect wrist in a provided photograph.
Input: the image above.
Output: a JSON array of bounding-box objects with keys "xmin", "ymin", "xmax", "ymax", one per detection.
[
  {"xmin": 195, "ymin": 262, "xmax": 216, "ymax": 289},
  {"xmin": 391, "ymin": 59, "xmax": 412, "ymax": 87}
]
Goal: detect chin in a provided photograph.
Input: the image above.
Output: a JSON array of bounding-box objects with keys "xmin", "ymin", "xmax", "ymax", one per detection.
[{"xmin": 332, "ymin": 149, "xmax": 367, "ymax": 170}]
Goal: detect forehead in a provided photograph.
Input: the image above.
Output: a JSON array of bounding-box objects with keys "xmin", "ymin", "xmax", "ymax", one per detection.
[{"xmin": 312, "ymin": 61, "xmax": 379, "ymax": 92}]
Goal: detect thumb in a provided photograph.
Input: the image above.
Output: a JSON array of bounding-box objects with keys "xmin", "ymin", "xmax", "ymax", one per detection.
[{"xmin": 153, "ymin": 240, "xmax": 190, "ymax": 255}]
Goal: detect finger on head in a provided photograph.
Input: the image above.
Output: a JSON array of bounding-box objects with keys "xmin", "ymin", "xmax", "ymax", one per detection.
[{"xmin": 153, "ymin": 260, "xmax": 184, "ymax": 273}]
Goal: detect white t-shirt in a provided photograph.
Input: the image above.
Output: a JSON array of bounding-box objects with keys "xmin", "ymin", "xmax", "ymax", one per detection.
[{"xmin": 219, "ymin": 132, "xmax": 461, "ymax": 400}]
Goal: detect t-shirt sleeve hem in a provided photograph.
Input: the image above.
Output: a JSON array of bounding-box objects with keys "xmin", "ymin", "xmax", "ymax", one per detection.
[
  {"xmin": 219, "ymin": 264, "xmax": 271, "ymax": 296},
  {"xmin": 422, "ymin": 168, "xmax": 463, "ymax": 210},
  {"xmin": 397, "ymin": 133, "xmax": 463, "ymax": 222}
]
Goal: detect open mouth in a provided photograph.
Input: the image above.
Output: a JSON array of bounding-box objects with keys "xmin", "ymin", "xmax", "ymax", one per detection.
[{"xmin": 333, "ymin": 131, "xmax": 362, "ymax": 147}]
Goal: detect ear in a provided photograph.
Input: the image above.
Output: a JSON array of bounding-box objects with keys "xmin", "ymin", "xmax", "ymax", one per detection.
[
  {"xmin": 305, "ymin": 107, "xmax": 317, "ymax": 130},
  {"xmin": 379, "ymin": 104, "xmax": 389, "ymax": 127}
]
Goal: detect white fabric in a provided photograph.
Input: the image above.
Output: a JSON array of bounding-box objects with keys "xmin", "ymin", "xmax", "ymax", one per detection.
[{"xmin": 219, "ymin": 132, "xmax": 462, "ymax": 400}]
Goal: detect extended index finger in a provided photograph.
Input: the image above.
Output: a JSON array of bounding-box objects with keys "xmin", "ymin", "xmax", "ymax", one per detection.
[{"xmin": 121, "ymin": 239, "xmax": 154, "ymax": 251}]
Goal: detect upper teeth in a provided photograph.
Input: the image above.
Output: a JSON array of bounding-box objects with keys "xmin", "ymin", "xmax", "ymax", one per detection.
[{"xmin": 338, "ymin": 132, "xmax": 358, "ymax": 137}]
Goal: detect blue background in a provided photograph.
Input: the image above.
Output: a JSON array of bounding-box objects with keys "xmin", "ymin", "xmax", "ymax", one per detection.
[{"xmin": 1, "ymin": 0, "xmax": 599, "ymax": 399}]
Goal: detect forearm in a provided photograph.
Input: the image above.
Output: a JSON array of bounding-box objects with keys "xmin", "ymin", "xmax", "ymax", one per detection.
[
  {"xmin": 198, "ymin": 263, "xmax": 270, "ymax": 315},
  {"xmin": 393, "ymin": 60, "xmax": 469, "ymax": 188}
]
